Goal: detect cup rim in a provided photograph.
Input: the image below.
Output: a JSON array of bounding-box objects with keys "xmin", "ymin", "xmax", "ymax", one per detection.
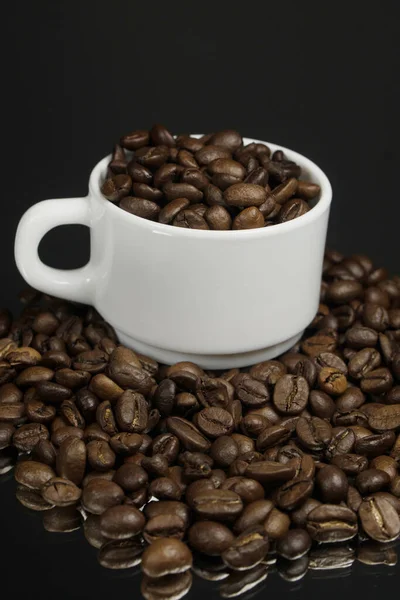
[{"xmin": 88, "ymin": 136, "xmax": 332, "ymax": 239}]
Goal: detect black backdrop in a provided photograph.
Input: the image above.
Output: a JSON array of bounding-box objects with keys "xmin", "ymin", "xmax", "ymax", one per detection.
[{"xmin": 2, "ymin": 1, "xmax": 400, "ymax": 598}]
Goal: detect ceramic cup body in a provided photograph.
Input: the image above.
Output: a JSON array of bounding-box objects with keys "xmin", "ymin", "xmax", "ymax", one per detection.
[{"xmin": 15, "ymin": 137, "xmax": 332, "ymax": 368}]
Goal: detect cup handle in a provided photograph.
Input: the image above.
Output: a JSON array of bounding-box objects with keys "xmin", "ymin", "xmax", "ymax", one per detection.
[{"xmin": 14, "ymin": 196, "xmax": 95, "ymax": 304}]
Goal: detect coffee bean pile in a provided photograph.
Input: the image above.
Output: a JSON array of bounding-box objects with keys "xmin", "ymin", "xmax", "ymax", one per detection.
[
  {"xmin": 100, "ymin": 125, "xmax": 321, "ymax": 230},
  {"xmin": 1, "ymin": 250, "xmax": 400, "ymax": 599}
]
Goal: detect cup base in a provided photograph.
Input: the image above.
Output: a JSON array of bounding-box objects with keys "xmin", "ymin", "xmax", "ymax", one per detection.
[{"xmin": 115, "ymin": 330, "xmax": 304, "ymax": 370}]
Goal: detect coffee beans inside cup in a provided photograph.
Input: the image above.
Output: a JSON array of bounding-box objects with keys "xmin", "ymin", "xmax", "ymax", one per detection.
[
  {"xmin": 100, "ymin": 125, "xmax": 321, "ymax": 230},
  {"xmin": 2, "ymin": 249, "xmax": 400, "ymax": 599}
]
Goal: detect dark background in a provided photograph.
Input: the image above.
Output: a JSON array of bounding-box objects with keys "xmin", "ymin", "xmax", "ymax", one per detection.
[{"xmin": 2, "ymin": 1, "xmax": 400, "ymax": 598}]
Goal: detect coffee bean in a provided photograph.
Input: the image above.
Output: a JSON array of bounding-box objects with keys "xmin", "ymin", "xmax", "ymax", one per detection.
[
  {"xmin": 205, "ymin": 205, "xmax": 232, "ymax": 230},
  {"xmin": 221, "ymin": 476, "xmax": 264, "ymax": 504},
  {"xmin": 264, "ymin": 507, "xmax": 291, "ymax": 540},
  {"xmin": 101, "ymin": 174, "xmax": 132, "ymax": 202},
  {"xmin": 331, "ymin": 453, "xmax": 368, "ymax": 475},
  {"xmin": 41, "ymin": 477, "xmax": 81, "ymax": 507},
  {"xmin": 56, "ymin": 437, "xmax": 86, "ymax": 485},
  {"xmin": 13, "ymin": 423, "xmax": 49, "ymax": 452},
  {"xmin": 141, "ymin": 537, "xmax": 192, "ymax": 577},
  {"xmin": 296, "ymin": 417, "xmax": 332, "ymax": 451},
  {"xmin": 150, "ymin": 124, "xmax": 175, "ymax": 147},
  {"xmin": 307, "ymin": 504, "xmax": 358, "ymax": 542},
  {"xmin": 196, "ymin": 407, "xmax": 234, "ymax": 438},
  {"xmin": 277, "ymin": 478, "xmax": 314, "ymax": 510},
  {"xmin": 355, "ymin": 431, "xmax": 396, "ymax": 457},
  {"xmin": 316, "ymin": 465, "xmax": 349, "ymax": 503},
  {"xmin": 87, "ymin": 440, "xmax": 116, "ymax": 471},
  {"xmin": 224, "ymin": 183, "xmax": 267, "ymax": 208},
  {"xmin": 188, "ymin": 521, "xmax": 235, "ymax": 556},
  {"xmin": 100, "ymin": 504, "xmax": 145, "ymax": 540},
  {"xmin": 120, "ymin": 130, "xmax": 149, "ymax": 150},
  {"xmin": 120, "ymin": 197, "xmax": 160, "ymax": 220},
  {"xmin": 191, "ymin": 489, "xmax": 243, "ymax": 521},
  {"xmin": 115, "ymin": 390, "xmax": 149, "ymax": 433},
  {"xmin": 326, "ymin": 281, "xmax": 363, "ymax": 304},
  {"xmin": 166, "ymin": 416, "xmax": 210, "ymax": 452},
  {"xmin": 276, "ymin": 528, "xmax": 312, "ymax": 560},
  {"xmin": 273, "ymin": 374, "xmax": 309, "ymax": 414},
  {"xmin": 309, "ymin": 390, "xmax": 336, "ymax": 419},
  {"xmin": 149, "ymin": 477, "xmax": 182, "ymax": 501},
  {"xmin": 245, "ymin": 461, "xmax": 296, "ymax": 484},
  {"xmin": 356, "ymin": 468, "xmax": 391, "ymax": 494},
  {"xmin": 359, "ymin": 496, "xmax": 400, "ymax": 542},
  {"xmin": 15, "ymin": 460, "xmax": 55, "ymax": 490},
  {"xmin": 221, "ymin": 526, "xmax": 269, "ymax": 571}
]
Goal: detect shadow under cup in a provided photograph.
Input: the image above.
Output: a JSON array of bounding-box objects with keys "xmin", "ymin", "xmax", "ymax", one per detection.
[{"xmin": 89, "ymin": 137, "xmax": 332, "ymax": 369}]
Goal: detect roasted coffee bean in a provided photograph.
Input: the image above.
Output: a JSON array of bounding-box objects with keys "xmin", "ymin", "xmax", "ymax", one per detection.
[
  {"xmin": 273, "ymin": 374, "xmax": 309, "ymax": 414},
  {"xmin": 232, "ymin": 206, "xmax": 265, "ymax": 230},
  {"xmin": 13, "ymin": 422, "xmax": 48, "ymax": 452},
  {"xmin": 326, "ymin": 281, "xmax": 363, "ymax": 304},
  {"xmin": 224, "ymin": 183, "xmax": 267, "ymax": 208},
  {"xmin": 15, "ymin": 460, "xmax": 55, "ymax": 490},
  {"xmin": 316, "ymin": 465, "xmax": 349, "ymax": 503},
  {"xmin": 86, "ymin": 440, "xmax": 116, "ymax": 471},
  {"xmin": 336, "ymin": 387, "xmax": 365, "ymax": 412},
  {"xmin": 120, "ymin": 197, "xmax": 161, "ymax": 220},
  {"xmin": 356, "ymin": 468, "xmax": 390, "ymax": 494},
  {"xmin": 291, "ymin": 498, "xmax": 322, "ymax": 528},
  {"xmin": 318, "ymin": 367, "xmax": 347, "ymax": 395},
  {"xmin": 279, "ymin": 198, "xmax": 309, "ymax": 223},
  {"xmin": 296, "ymin": 417, "xmax": 332, "ymax": 451},
  {"xmin": 232, "ymin": 374, "xmax": 269, "ymax": 408},
  {"xmin": 210, "ymin": 436, "xmax": 239, "ymax": 467},
  {"xmin": 41, "ymin": 477, "xmax": 81, "ymax": 507},
  {"xmin": 82, "ymin": 479, "xmax": 124, "ymax": 514},
  {"xmin": 188, "ymin": 521, "xmax": 235, "ymax": 556},
  {"xmin": 0, "ymin": 423, "xmax": 15, "ymax": 449},
  {"xmin": 205, "ymin": 205, "xmax": 232, "ymax": 230},
  {"xmin": 115, "ymin": 390, "xmax": 148, "ymax": 433},
  {"xmin": 331, "ymin": 453, "xmax": 368, "ymax": 475},
  {"xmin": 359, "ymin": 496, "xmax": 400, "ymax": 542},
  {"xmin": 196, "ymin": 407, "xmax": 234, "ymax": 438},
  {"xmin": 149, "ymin": 477, "xmax": 182, "ymax": 501},
  {"xmin": 143, "ymin": 514, "xmax": 186, "ymax": 545},
  {"xmin": 120, "ymin": 130, "xmax": 149, "ymax": 150},
  {"xmin": 245, "ymin": 461, "xmax": 295, "ymax": 484},
  {"xmin": 264, "ymin": 507, "xmax": 291, "ymax": 540},
  {"xmin": 144, "ymin": 501, "xmax": 190, "ymax": 530},
  {"xmin": 361, "ymin": 367, "xmax": 393, "ymax": 394},
  {"xmin": 141, "ymin": 537, "xmax": 192, "ymax": 577},
  {"xmin": 90, "ymin": 373, "xmax": 123, "ymax": 402},
  {"xmin": 355, "ymin": 431, "xmax": 396, "ymax": 457},
  {"xmin": 56, "ymin": 437, "xmax": 86, "ymax": 485},
  {"xmin": 306, "ymin": 504, "xmax": 358, "ymax": 542},
  {"xmin": 221, "ymin": 526, "xmax": 269, "ymax": 571},
  {"xmin": 368, "ymin": 403, "xmax": 400, "ymax": 431},
  {"xmin": 309, "ymin": 390, "xmax": 336, "ymax": 419},
  {"xmin": 276, "ymin": 528, "xmax": 312, "ymax": 560},
  {"xmin": 152, "ymin": 433, "xmax": 180, "ymax": 464},
  {"xmin": 96, "ymin": 400, "xmax": 117, "ymax": 436},
  {"xmin": 100, "ymin": 504, "xmax": 145, "ymax": 540},
  {"xmin": 325, "ymin": 427, "xmax": 356, "ymax": 459},
  {"xmin": 277, "ymin": 477, "xmax": 314, "ymax": 510},
  {"xmin": 166, "ymin": 416, "xmax": 210, "ymax": 452},
  {"xmin": 221, "ymin": 476, "xmax": 264, "ymax": 504},
  {"xmin": 301, "ymin": 333, "xmax": 337, "ymax": 357},
  {"xmin": 191, "ymin": 489, "xmax": 243, "ymax": 521},
  {"xmin": 110, "ymin": 432, "xmax": 143, "ymax": 455},
  {"xmin": 256, "ymin": 424, "xmax": 291, "ymax": 450},
  {"xmin": 101, "ymin": 174, "xmax": 132, "ymax": 202}
]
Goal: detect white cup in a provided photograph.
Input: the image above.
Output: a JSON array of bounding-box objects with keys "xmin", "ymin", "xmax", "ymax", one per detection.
[{"xmin": 15, "ymin": 137, "xmax": 332, "ymax": 369}]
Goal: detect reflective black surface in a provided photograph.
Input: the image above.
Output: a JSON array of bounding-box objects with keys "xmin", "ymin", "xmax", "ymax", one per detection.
[{"xmin": 2, "ymin": 1, "xmax": 400, "ymax": 598}]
